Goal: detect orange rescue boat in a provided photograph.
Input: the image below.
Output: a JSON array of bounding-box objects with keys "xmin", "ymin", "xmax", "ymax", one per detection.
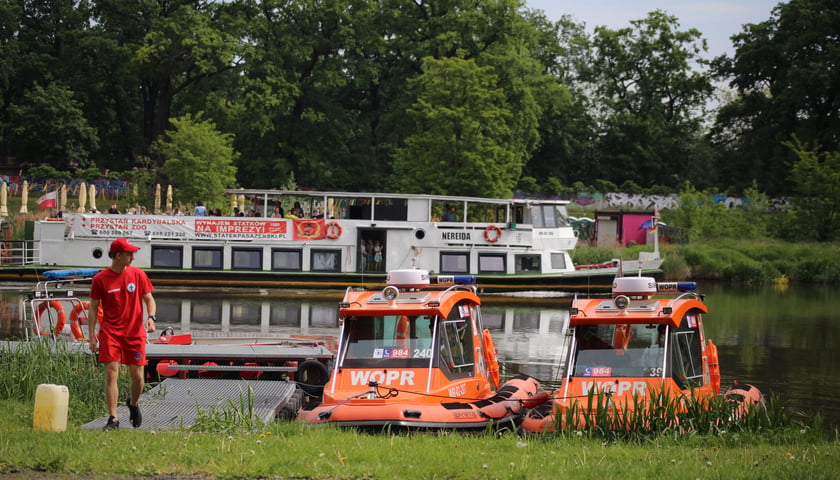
[
  {"xmin": 298, "ymin": 269, "xmax": 544, "ymax": 430},
  {"xmin": 521, "ymin": 275, "xmax": 761, "ymax": 433}
]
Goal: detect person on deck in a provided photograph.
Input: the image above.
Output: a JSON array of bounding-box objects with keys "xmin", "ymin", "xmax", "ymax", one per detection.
[{"xmin": 88, "ymin": 238, "xmax": 157, "ymax": 431}]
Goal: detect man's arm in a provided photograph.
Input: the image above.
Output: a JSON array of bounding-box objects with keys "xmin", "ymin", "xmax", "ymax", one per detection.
[
  {"xmin": 88, "ymin": 298, "xmax": 99, "ymax": 351},
  {"xmin": 143, "ymin": 292, "xmax": 156, "ymax": 333}
]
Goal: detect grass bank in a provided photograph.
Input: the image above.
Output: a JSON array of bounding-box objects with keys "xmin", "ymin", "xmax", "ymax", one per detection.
[
  {"xmin": 2, "ymin": 404, "xmax": 839, "ymax": 480},
  {"xmin": 2, "ymin": 342, "xmax": 839, "ymax": 479},
  {"xmin": 572, "ymin": 240, "xmax": 840, "ymax": 285}
]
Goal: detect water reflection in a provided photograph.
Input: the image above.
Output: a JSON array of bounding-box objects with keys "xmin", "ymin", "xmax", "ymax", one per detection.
[
  {"xmin": 155, "ymin": 296, "xmax": 571, "ymax": 382},
  {"xmin": 157, "ymin": 297, "xmax": 341, "ymax": 335}
]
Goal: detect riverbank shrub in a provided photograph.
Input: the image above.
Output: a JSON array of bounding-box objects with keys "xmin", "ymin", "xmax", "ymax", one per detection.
[
  {"xmin": 0, "ymin": 341, "xmax": 124, "ymax": 423},
  {"xmin": 672, "ymin": 241, "xmax": 840, "ymax": 284}
]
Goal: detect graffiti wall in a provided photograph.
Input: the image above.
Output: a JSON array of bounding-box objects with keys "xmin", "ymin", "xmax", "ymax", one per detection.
[{"xmin": 516, "ymin": 191, "xmax": 790, "ymax": 213}]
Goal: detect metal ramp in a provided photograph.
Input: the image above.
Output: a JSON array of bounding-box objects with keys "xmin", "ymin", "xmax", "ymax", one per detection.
[{"xmin": 81, "ymin": 378, "xmax": 300, "ymax": 431}]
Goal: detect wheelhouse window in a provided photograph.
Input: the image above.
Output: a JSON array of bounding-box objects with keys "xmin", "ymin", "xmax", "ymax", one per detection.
[
  {"xmin": 550, "ymin": 252, "xmax": 567, "ymax": 270},
  {"xmin": 339, "ymin": 315, "xmax": 435, "ymax": 369},
  {"xmin": 514, "ymin": 254, "xmax": 541, "ymax": 273},
  {"xmin": 271, "ymin": 248, "xmax": 302, "ymax": 271},
  {"xmin": 437, "ymin": 300, "xmax": 476, "ymax": 379},
  {"xmin": 672, "ymin": 311, "xmax": 704, "ymax": 387},
  {"xmin": 571, "ymin": 324, "xmax": 667, "ymax": 378},
  {"xmin": 440, "ymin": 251, "xmax": 469, "ymax": 274},
  {"xmin": 529, "ymin": 205, "xmax": 570, "ymax": 228},
  {"xmin": 311, "ymin": 249, "xmax": 340, "ymax": 271},
  {"xmin": 478, "ymin": 253, "xmax": 506, "ymax": 273},
  {"xmin": 232, "ymin": 248, "xmax": 262, "ymax": 270},
  {"xmin": 192, "ymin": 247, "xmax": 222, "ymax": 270},
  {"xmin": 151, "ymin": 246, "xmax": 183, "ymax": 268}
]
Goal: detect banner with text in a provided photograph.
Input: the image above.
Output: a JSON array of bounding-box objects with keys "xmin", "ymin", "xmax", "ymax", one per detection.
[{"xmin": 66, "ymin": 214, "xmax": 290, "ymax": 240}]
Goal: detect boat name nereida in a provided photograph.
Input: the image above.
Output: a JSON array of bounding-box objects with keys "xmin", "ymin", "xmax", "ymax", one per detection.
[{"xmin": 442, "ymin": 232, "xmax": 471, "ymax": 241}]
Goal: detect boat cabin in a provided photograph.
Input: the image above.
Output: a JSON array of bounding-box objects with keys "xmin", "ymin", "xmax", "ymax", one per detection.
[
  {"xmin": 563, "ymin": 277, "xmax": 717, "ymax": 399},
  {"xmin": 299, "ymin": 269, "xmax": 543, "ymax": 429},
  {"xmin": 520, "ymin": 276, "xmax": 721, "ymax": 432},
  {"xmin": 325, "ymin": 269, "xmax": 496, "ymax": 397}
]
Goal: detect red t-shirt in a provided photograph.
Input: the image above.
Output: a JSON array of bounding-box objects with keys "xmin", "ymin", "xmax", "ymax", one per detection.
[{"xmin": 90, "ymin": 265, "xmax": 154, "ymax": 337}]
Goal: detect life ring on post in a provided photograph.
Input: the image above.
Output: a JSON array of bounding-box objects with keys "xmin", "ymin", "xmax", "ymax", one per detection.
[
  {"xmin": 34, "ymin": 300, "xmax": 66, "ymax": 337},
  {"xmin": 482, "ymin": 328, "xmax": 500, "ymax": 389},
  {"xmin": 484, "ymin": 225, "xmax": 502, "ymax": 243},
  {"xmin": 326, "ymin": 221, "xmax": 342, "ymax": 239}
]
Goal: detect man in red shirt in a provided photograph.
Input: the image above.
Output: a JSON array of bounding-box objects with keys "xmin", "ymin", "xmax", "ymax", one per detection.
[{"xmin": 89, "ymin": 238, "xmax": 157, "ymax": 431}]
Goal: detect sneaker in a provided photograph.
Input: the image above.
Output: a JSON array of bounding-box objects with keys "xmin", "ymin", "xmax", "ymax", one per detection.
[
  {"xmin": 126, "ymin": 398, "xmax": 142, "ymax": 428},
  {"xmin": 103, "ymin": 416, "xmax": 119, "ymax": 431}
]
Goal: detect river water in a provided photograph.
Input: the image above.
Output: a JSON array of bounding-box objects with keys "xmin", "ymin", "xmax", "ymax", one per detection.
[{"xmin": 1, "ymin": 281, "xmax": 837, "ymax": 428}]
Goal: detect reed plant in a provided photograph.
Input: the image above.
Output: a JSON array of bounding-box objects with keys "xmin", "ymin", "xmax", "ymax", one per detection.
[
  {"xmin": 0, "ymin": 340, "xmax": 124, "ymax": 422},
  {"xmin": 554, "ymin": 386, "xmax": 820, "ymax": 443}
]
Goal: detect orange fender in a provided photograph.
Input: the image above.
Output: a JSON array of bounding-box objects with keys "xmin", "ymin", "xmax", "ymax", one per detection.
[
  {"xmin": 482, "ymin": 328, "xmax": 500, "ymax": 389},
  {"xmin": 706, "ymin": 339, "xmax": 720, "ymax": 394},
  {"xmin": 395, "ymin": 315, "xmax": 409, "ymax": 349}
]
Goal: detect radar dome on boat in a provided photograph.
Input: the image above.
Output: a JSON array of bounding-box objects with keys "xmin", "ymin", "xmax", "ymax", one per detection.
[
  {"xmin": 386, "ymin": 269, "xmax": 430, "ymax": 288},
  {"xmin": 612, "ymin": 277, "xmax": 657, "ymax": 296}
]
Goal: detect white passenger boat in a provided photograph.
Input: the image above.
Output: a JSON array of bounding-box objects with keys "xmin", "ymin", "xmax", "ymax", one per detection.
[{"xmin": 1, "ymin": 190, "xmax": 662, "ymax": 292}]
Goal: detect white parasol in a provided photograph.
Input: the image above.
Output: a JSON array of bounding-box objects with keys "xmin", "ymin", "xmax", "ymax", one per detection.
[
  {"xmin": 154, "ymin": 184, "xmax": 161, "ymax": 214},
  {"xmin": 166, "ymin": 185, "xmax": 173, "ymax": 213},
  {"xmin": 19, "ymin": 180, "xmax": 28, "ymax": 213},
  {"xmin": 78, "ymin": 182, "xmax": 87, "ymax": 212},
  {"xmin": 0, "ymin": 182, "xmax": 7, "ymax": 217},
  {"xmin": 59, "ymin": 184, "xmax": 67, "ymax": 211},
  {"xmin": 88, "ymin": 184, "xmax": 97, "ymax": 212}
]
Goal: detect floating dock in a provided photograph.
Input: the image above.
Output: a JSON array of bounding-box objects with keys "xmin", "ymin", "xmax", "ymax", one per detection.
[{"xmin": 81, "ymin": 378, "xmax": 301, "ymax": 431}]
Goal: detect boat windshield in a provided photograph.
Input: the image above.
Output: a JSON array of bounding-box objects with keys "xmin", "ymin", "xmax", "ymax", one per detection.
[
  {"xmin": 529, "ymin": 204, "xmax": 570, "ymax": 228},
  {"xmin": 339, "ymin": 315, "xmax": 435, "ymax": 368},
  {"xmin": 570, "ymin": 324, "xmax": 667, "ymax": 378}
]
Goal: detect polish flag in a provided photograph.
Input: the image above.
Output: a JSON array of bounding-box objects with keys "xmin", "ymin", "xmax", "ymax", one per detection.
[{"xmin": 38, "ymin": 190, "xmax": 58, "ymax": 209}]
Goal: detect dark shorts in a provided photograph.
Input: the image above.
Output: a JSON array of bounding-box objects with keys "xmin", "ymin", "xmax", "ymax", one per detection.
[{"xmin": 98, "ymin": 330, "xmax": 147, "ymax": 365}]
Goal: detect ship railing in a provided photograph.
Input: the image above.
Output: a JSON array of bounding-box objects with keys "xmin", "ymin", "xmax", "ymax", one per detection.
[
  {"xmin": 0, "ymin": 239, "xmax": 39, "ymax": 266},
  {"xmin": 24, "ymin": 270, "xmax": 95, "ymax": 342}
]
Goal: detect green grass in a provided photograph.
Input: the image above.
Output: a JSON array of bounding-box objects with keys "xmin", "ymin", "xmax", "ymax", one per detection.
[
  {"xmin": 573, "ymin": 241, "xmax": 840, "ymax": 284},
  {"xmin": 1, "ymin": 404, "xmax": 839, "ymax": 479},
  {"xmin": 2, "ymin": 343, "xmax": 840, "ymax": 478}
]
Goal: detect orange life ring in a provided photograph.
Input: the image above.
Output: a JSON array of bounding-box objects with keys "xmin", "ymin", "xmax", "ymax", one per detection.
[
  {"xmin": 482, "ymin": 328, "xmax": 500, "ymax": 389},
  {"xmin": 706, "ymin": 339, "xmax": 721, "ymax": 394},
  {"xmin": 34, "ymin": 300, "xmax": 66, "ymax": 337},
  {"xmin": 68, "ymin": 301, "xmax": 103, "ymax": 341},
  {"xmin": 326, "ymin": 221, "xmax": 342, "ymax": 239},
  {"xmin": 484, "ymin": 225, "xmax": 502, "ymax": 243}
]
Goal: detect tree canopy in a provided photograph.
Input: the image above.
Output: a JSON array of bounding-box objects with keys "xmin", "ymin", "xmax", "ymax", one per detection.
[
  {"xmin": 0, "ymin": 0, "xmax": 836, "ymax": 209},
  {"xmin": 711, "ymin": 0, "xmax": 840, "ymax": 195},
  {"xmin": 154, "ymin": 113, "xmax": 238, "ymax": 210}
]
